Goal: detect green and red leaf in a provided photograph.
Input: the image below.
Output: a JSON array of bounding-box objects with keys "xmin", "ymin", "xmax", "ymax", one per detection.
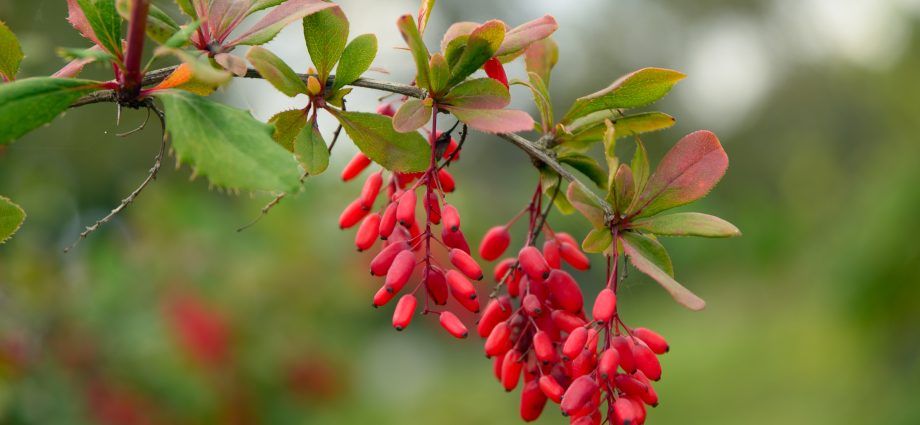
[
  {"xmin": 566, "ymin": 183, "xmax": 606, "ymax": 228},
  {"xmin": 397, "ymin": 14, "xmax": 431, "ymax": 91},
  {"xmin": 561, "ymin": 68, "xmax": 685, "ymax": 124},
  {"xmin": 441, "ymin": 78, "xmax": 510, "ymax": 109},
  {"xmin": 620, "ymin": 231, "xmax": 705, "ymax": 311},
  {"xmin": 629, "ymin": 212, "xmax": 740, "ymax": 238},
  {"xmin": 447, "ymin": 20, "xmax": 505, "ymax": 87},
  {"xmin": 392, "ymin": 98, "xmax": 432, "ymax": 133},
  {"xmin": 495, "ymin": 15, "xmax": 558, "ymax": 60},
  {"xmin": 227, "ymin": 0, "xmax": 337, "ymax": 46},
  {"xmin": 444, "ymin": 106, "xmax": 532, "ymax": 134}
]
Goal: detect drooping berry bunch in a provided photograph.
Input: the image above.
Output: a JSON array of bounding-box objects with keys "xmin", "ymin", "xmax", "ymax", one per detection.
[{"xmin": 339, "ymin": 103, "xmax": 479, "ymax": 338}]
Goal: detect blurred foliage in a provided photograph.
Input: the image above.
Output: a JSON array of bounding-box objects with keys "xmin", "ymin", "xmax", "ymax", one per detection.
[{"xmin": 1, "ymin": 0, "xmax": 919, "ymax": 424}]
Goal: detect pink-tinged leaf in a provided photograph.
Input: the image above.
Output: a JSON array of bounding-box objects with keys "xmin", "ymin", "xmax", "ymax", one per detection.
[
  {"xmin": 447, "ymin": 20, "xmax": 505, "ymax": 87},
  {"xmin": 392, "ymin": 98, "xmax": 432, "ymax": 133},
  {"xmin": 524, "ymin": 37, "xmax": 558, "ymax": 84},
  {"xmin": 52, "ymin": 45, "xmax": 104, "ymax": 78},
  {"xmin": 214, "ymin": 53, "xmax": 247, "ymax": 76},
  {"xmin": 444, "ymin": 106, "xmax": 532, "ymax": 134},
  {"xmin": 417, "ymin": 0, "xmax": 436, "ymax": 34},
  {"xmin": 629, "ymin": 212, "xmax": 740, "ymax": 238},
  {"xmin": 566, "ymin": 183, "xmax": 606, "ymax": 228},
  {"xmin": 439, "ymin": 21, "xmax": 478, "ymax": 53},
  {"xmin": 209, "ymin": 0, "xmax": 251, "ymax": 41},
  {"xmin": 620, "ymin": 231, "xmax": 705, "ymax": 311},
  {"xmin": 441, "ymin": 78, "xmax": 509, "ymax": 109},
  {"xmin": 495, "ymin": 15, "xmax": 558, "ymax": 58},
  {"xmin": 225, "ymin": 0, "xmax": 336, "ymax": 46},
  {"xmin": 630, "ymin": 130, "xmax": 728, "ymax": 218},
  {"xmin": 67, "ymin": 0, "xmax": 101, "ymax": 46}
]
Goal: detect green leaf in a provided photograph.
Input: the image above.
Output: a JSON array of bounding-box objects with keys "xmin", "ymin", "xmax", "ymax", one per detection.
[
  {"xmin": 76, "ymin": 0, "xmax": 123, "ymax": 56},
  {"xmin": 417, "ymin": 0, "xmax": 436, "ymax": 34},
  {"xmin": 333, "ymin": 34, "xmax": 377, "ymax": 92},
  {"xmin": 246, "ymin": 46, "xmax": 307, "ymax": 97},
  {"xmin": 294, "ymin": 118, "xmax": 329, "ymax": 175},
  {"xmin": 0, "ymin": 196, "xmax": 26, "ymax": 244},
  {"xmin": 0, "ymin": 21, "xmax": 24, "ymax": 81},
  {"xmin": 443, "ymin": 34, "xmax": 468, "ymax": 70},
  {"xmin": 156, "ymin": 90, "xmax": 302, "ymax": 192},
  {"xmin": 163, "ymin": 21, "xmax": 200, "ymax": 48},
  {"xmin": 268, "ymin": 109, "xmax": 308, "ymax": 151},
  {"xmin": 442, "ymin": 78, "xmax": 509, "ymax": 109},
  {"xmin": 631, "ymin": 130, "xmax": 728, "ymax": 218},
  {"xmin": 303, "ymin": 6, "xmax": 349, "ymax": 85},
  {"xmin": 443, "ymin": 106, "xmax": 533, "ymax": 134},
  {"xmin": 558, "ymin": 152, "xmax": 606, "ymax": 189},
  {"xmin": 560, "ymin": 68, "xmax": 685, "ymax": 124},
  {"xmin": 629, "ymin": 212, "xmax": 740, "ymax": 238},
  {"xmin": 427, "ymin": 53, "xmax": 450, "ymax": 96},
  {"xmin": 0, "ymin": 78, "xmax": 100, "ymax": 144},
  {"xmin": 447, "ymin": 20, "xmax": 504, "ymax": 87},
  {"xmin": 56, "ymin": 47, "xmax": 116, "ymax": 63},
  {"xmin": 116, "ymin": 0, "xmax": 179, "ymax": 44},
  {"xmin": 582, "ymin": 228, "xmax": 613, "ymax": 254},
  {"xmin": 227, "ymin": 0, "xmax": 337, "ymax": 47},
  {"xmin": 396, "ymin": 14, "xmax": 431, "ymax": 91},
  {"xmin": 524, "ymin": 37, "xmax": 558, "ymax": 85},
  {"xmin": 631, "ymin": 138, "xmax": 649, "ymax": 195},
  {"xmin": 602, "ymin": 119, "xmax": 618, "ymax": 186},
  {"xmin": 511, "ymin": 71, "xmax": 552, "ymax": 132},
  {"xmin": 392, "ymin": 98, "xmax": 432, "ymax": 133},
  {"xmin": 620, "ymin": 231, "xmax": 705, "ymax": 311},
  {"xmin": 330, "ymin": 110, "xmax": 429, "ymax": 172},
  {"xmin": 567, "ymin": 111, "xmax": 675, "ymax": 139},
  {"xmin": 566, "ymin": 183, "xmax": 606, "ymax": 228},
  {"xmin": 540, "ymin": 168, "xmax": 574, "ymax": 215},
  {"xmin": 174, "ymin": 0, "xmax": 196, "ymax": 18},
  {"xmin": 612, "ymin": 163, "xmax": 634, "ymax": 213}
]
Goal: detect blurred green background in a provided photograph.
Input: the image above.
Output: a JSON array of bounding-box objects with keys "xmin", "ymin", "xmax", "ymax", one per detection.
[{"xmin": 2, "ymin": 0, "xmax": 920, "ymax": 424}]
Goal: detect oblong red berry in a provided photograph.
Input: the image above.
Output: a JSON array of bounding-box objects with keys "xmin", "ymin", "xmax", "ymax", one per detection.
[
  {"xmin": 448, "ymin": 248, "xmax": 483, "ymax": 280},
  {"xmin": 439, "ymin": 311, "xmax": 468, "ymax": 338},
  {"xmin": 484, "ymin": 57, "xmax": 509, "ymax": 88},
  {"xmin": 446, "ymin": 270, "xmax": 477, "ymax": 300},
  {"xmin": 442, "ymin": 204, "xmax": 461, "ymax": 232},
  {"xmin": 479, "ymin": 226, "xmax": 511, "ymax": 261},
  {"xmin": 633, "ymin": 327, "xmax": 669, "ymax": 354},
  {"xmin": 632, "ymin": 371, "xmax": 659, "ymax": 406},
  {"xmin": 437, "ymin": 168, "xmax": 455, "ymax": 192},
  {"xmin": 493, "ymin": 258, "xmax": 516, "ymax": 282},
  {"xmin": 339, "ymin": 199, "xmax": 369, "ymax": 229},
  {"xmin": 546, "ymin": 270, "xmax": 584, "ymax": 313},
  {"xmin": 484, "ymin": 321, "xmax": 512, "ymax": 357},
  {"xmin": 532, "ymin": 330, "xmax": 556, "ymax": 364},
  {"xmin": 626, "ymin": 395, "xmax": 648, "ymax": 423},
  {"xmin": 424, "ymin": 191, "xmax": 441, "ymax": 224},
  {"xmin": 562, "ymin": 326, "xmax": 588, "ymax": 360},
  {"xmin": 538, "ymin": 375, "xmax": 564, "ymax": 403},
  {"xmin": 551, "ymin": 309, "xmax": 587, "ymax": 334},
  {"xmin": 543, "ymin": 239, "xmax": 562, "ymax": 269},
  {"xmin": 598, "ymin": 348, "xmax": 620, "ymax": 381},
  {"xmin": 385, "ymin": 250, "xmax": 416, "ymax": 293},
  {"xmin": 355, "ymin": 213, "xmax": 381, "ymax": 251},
  {"xmin": 425, "ymin": 266, "xmax": 449, "ymax": 305},
  {"xmin": 518, "ymin": 246, "xmax": 551, "ymax": 280},
  {"xmin": 493, "ymin": 354, "xmax": 504, "ymax": 381},
  {"xmin": 555, "ymin": 232, "xmax": 578, "ymax": 248},
  {"xmin": 442, "ymin": 227, "xmax": 471, "ymax": 254},
  {"xmin": 559, "ymin": 242, "xmax": 591, "ymax": 270},
  {"xmin": 455, "ymin": 292, "xmax": 481, "ymax": 313},
  {"xmin": 341, "ymin": 152, "xmax": 371, "ymax": 181},
  {"xmin": 520, "ymin": 379, "xmax": 547, "ymax": 422},
  {"xmin": 571, "ymin": 348, "xmax": 597, "ymax": 378},
  {"xmin": 592, "ymin": 288, "xmax": 617, "ymax": 323},
  {"xmin": 396, "ymin": 190, "xmax": 417, "ymax": 227},
  {"xmin": 614, "ymin": 374, "xmax": 648, "ymax": 398},
  {"xmin": 370, "ymin": 241, "xmax": 410, "ymax": 276},
  {"xmin": 631, "ymin": 340, "xmax": 662, "ymax": 381},
  {"xmin": 477, "ymin": 296, "xmax": 512, "ymax": 338},
  {"xmin": 501, "ymin": 349, "xmax": 523, "ymax": 391},
  {"xmin": 378, "ymin": 202, "xmax": 398, "ymax": 239},
  {"xmin": 612, "ymin": 336, "xmax": 637, "ymax": 373},
  {"xmin": 360, "ymin": 171, "xmax": 383, "ymax": 209},
  {"xmin": 560, "ymin": 376, "xmax": 598, "ymax": 416},
  {"xmin": 372, "ymin": 285, "xmax": 394, "ymax": 307},
  {"xmin": 612, "ymin": 397, "xmax": 637, "ymax": 425},
  {"xmin": 522, "ymin": 294, "xmax": 543, "ymax": 317},
  {"xmin": 392, "ymin": 294, "xmax": 416, "ymax": 331}
]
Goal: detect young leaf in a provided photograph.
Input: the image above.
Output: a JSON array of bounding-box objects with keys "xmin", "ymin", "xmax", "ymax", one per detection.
[
  {"xmin": 517, "ymin": 71, "xmax": 553, "ymax": 132},
  {"xmin": 442, "ymin": 78, "xmax": 509, "ymax": 109},
  {"xmin": 630, "ymin": 130, "xmax": 728, "ymax": 218},
  {"xmin": 162, "ymin": 21, "xmax": 201, "ymax": 48},
  {"xmin": 303, "ymin": 7, "xmax": 349, "ymax": 85},
  {"xmin": 582, "ymin": 228, "xmax": 613, "ymax": 254},
  {"xmin": 329, "ymin": 110, "xmax": 429, "ymax": 172},
  {"xmin": 0, "ymin": 21, "xmax": 24, "ymax": 81},
  {"xmin": 447, "ymin": 20, "xmax": 505, "ymax": 87},
  {"xmin": 333, "ymin": 34, "xmax": 377, "ymax": 92},
  {"xmin": 427, "ymin": 53, "xmax": 450, "ymax": 96},
  {"xmin": 540, "ymin": 168, "xmax": 574, "ymax": 215},
  {"xmin": 0, "ymin": 78, "xmax": 100, "ymax": 144},
  {"xmin": 524, "ymin": 38, "xmax": 558, "ymax": 85},
  {"xmin": 417, "ymin": 0, "xmax": 436, "ymax": 34},
  {"xmin": 268, "ymin": 109, "xmax": 308, "ymax": 151},
  {"xmin": 227, "ymin": 0, "xmax": 337, "ymax": 47},
  {"xmin": 116, "ymin": 0, "xmax": 179, "ymax": 44},
  {"xmin": 495, "ymin": 15, "xmax": 558, "ymax": 60},
  {"xmin": 602, "ymin": 119, "xmax": 618, "ymax": 183},
  {"xmin": 560, "ymin": 68, "xmax": 685, "ymax": 124},
  {"xmin": 156, "ymin": 90, "xmax": 302, "ymax": 192},
  {"xmin": 620, "ymin": 231, "xmax": 705, "ymax": 311},
  {"xmin": 629, "ymin": 212, "xmax": 740, "ymax": 238},
  {"xmin": 612, "ymin": 163, "xmax": 635, "ymax": 213},
  {"xmin": 558, "ymin": 152, "xmax": 606, "ymax": 189},
  {"xmin": 174, "ymin": 0, "xmax": 196, "ymax": 18},
  {"xmin": 57, "ymin": 47, "xmax": 116, "ymax": 63},
  {"xmin": 76, "ymin": 0, "xmax": 123, "ymax": 56},
  {"xmin": 440, "ymin": 22, "xmax": 478, "ymax": 53},
  {"xmin": 246, "ymin": 46, "xmax": 308, "ymax": 97},
  {"xmin": 67, "ymin": 0, "xmax": 102, "ymax": 46},
  {"xmin": 567, "ymin": 111, "xmax": 675, "ymax": 139},
  {"xmin": 294, "ymin": 118, "xmax": 329, "ymax": 175},
  {"xmin": 566, "ymin": 183, "xmax": 606, "ymax": 228},
  {"xmin": 0, "ymin": 196, "xmax": 26, "ymax": 244},
  {"xmin": 392, "ymin": 98, "xmax": 432, "ymax": 133},
  {"xmin": 396, "ymin": 14, "xmax": 431, "ymax": 91},
  {"xmin": 631, "ymin": 138, "xmax": 649, "ymax": 195},
  {"xmin": 443, "ymin": 106, "xmax": 532, "ymax": 134}
]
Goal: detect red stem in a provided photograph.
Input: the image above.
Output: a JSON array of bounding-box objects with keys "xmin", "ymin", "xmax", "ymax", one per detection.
[{"xmin": 121, "ymin": 0, "xmax": 150, "ymax": 101}]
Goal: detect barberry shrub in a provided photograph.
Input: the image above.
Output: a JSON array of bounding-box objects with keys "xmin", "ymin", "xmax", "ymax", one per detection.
[{"xmin": 0, "ymin": 0, "xmax": 740, "ymax": 423}]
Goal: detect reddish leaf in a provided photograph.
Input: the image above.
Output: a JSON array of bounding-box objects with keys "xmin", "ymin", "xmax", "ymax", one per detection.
[
  {"xmin": 495, "ymin": 15, "xmax": 558, "ymax": 59},
  {"xmin": 441, "ymin": 78, "xmax": 509, "ymax": 109},
  {"xmin": 392, "ymin": 98, "xmax": 432, "ymax": 133},
  {"xmin": 439, "ymin": 21, "xmax": 478, "ymax": 53},
  {"xmin": 226, "ymin": 0, "xmax": 336, "ymax": 46},
  {"xmin": 444, "ymin": 106, "xmax": 532, "ymax": 134},
  {"xmin": 630, "ymin": 130, "xmax": 728, "ymax": 218},
  {"xmin": 67, "ymin": 0, "xmax": 101, "ymax": 46},
  {"xmin": 620, "ymin": 231, "xmax": 705, "ymax": 311}
]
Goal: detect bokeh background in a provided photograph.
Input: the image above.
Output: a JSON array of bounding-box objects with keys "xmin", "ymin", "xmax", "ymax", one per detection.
[{"xmin": 2, "ymin": 0, "xmax": 920, "ymax": 424}]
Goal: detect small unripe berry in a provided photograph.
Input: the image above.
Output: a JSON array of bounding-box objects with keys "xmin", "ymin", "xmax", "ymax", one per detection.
[
  {"xmin": 532, "ymin": 330, "xmax": 556, "ymax": 364},
  {"xmin": 306, "ymin": 75, "xmax": 322, "ymax": 96},
  {"xmin": 520, "ymin": 379, "xmax": 547, "ymax": 422},
  {"xmin": 392, "ymin": 294, "xmax": 416, "ymax": 331},
  {"xmin": 592, "ymin": 288, "xmax": 617, "ymax": 323},
  {"xmin": 442, "ymin": 204, "xmax": 461, "ymax": 232},
  {"xmin": 341, "ymin": 153, "xmax": 371, "ymax": 181},
  {"xmin": 442, "ymin": 227, "xmax": 471, "ymax": 254},
  {"xmin": 560, "ymin": 376, "xmax": 598, "ymax": 416},
  {"xmin": 339, "ymin": 199, "xmax": 369, "ymax": 229},
  {"xmin": 479, "ymin": 226, "xmax": 511, "ymax": 261},
  {"xmin": 562, "ymin": 326, "xmax": 588, "ymax": 360},
  {"xmin": 378, "ymin": 202, "xmax": 398, "ymax": 239},
  {"xmin": 385, "ymin": 250, "xmax": 416, "ymax": 293},
  {"xmin": 543, "ymin": 239, "xmax": 562, "ymax": 269},
  {"xmin": 612, "ymin": 336, "xmax": 637, "ymax": 373},
  {"xmin": 546, "ymin": 270, "xmax": 584, "ymax": 313},
  {"xmin": 477, "ymin": 296, "xmax": 512, "ymax": 338},
  {"xmin": 437, "ymin": 168, "xmax": 455, "ymax": 192},
  {"xmin": 438, "ymin": 311, "xmax": 468, "ymax": 338},
  {"xmin": 424, "ymin": 266, "xmax": 449, "ymax": 305},
  {"xmin": 522, "ymin": 294, "xmax": 543, "ymax": 317},
  {"xmin": 598, "ymin": 348, "xmax": 620, "ymax": 381},
  {"xmin": 373, "ymin": 285, "xmax": 395, "ymax": 307},
  {"xmin": 633, "ymin": 327, "xmax": 669, "ymax": 354},
  {"xmin": 518, "ymin": 246, "xmax": 550, "ymax": 280},
  {"xmin": 396, "ymin": 190, "xmax": 417, "ymax": 227},
  {"xmin": 559, "ymin": 242, "xmax": 591, "ymax": 270},
  {"xmin": 501, "ymin": 349, "xmax": 523, "ymax": 391},
  {"xmin": 446, "ymin": 270, "xmax": 477, "ymax": 300},
  {"xmin": 360, "ymin": 171, "xmax": 383, "ymax": 210},
  {"xmin": 355, "ymin": 213, "xmax": 381, "ymax": 251},
  {"xmin": 538, "ymin": 375, "xmax": 564, "ymax": 403},
  {"xmin": 484, "ymin": 321, "xmax": 512, "ymax": 357},
  {"xmin": 370, "ymin": 241, "xmax": 410, "ymax": 276},
  {"xmin": 448, "ymin": 248, "xmax": 483, "ymax": 280}
]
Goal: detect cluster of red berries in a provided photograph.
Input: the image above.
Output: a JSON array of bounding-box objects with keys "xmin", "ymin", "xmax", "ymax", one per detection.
[{"xmin": 339, "ymin": 103, "xmax": 474, "ymax": 338}]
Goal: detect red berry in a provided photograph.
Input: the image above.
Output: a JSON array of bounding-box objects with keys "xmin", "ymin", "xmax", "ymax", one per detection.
[
  {"xmin": 551, "ymin": 310, "xmax": 586, "ymax": 333},
  {"xmin": 484, "ymin": 321, "xmax": 512, "ymax": 357},
  {"xmin": 520, "ymin": 379, "xmax": 547, "ymax": 422},
  {"xmin": 571, "ymin": 347, "xmax": 597, "ymax": 378},
  {"xmin": 633, "ymin": 371, "xmax": 659, "ymax": 406},
  {"xmin": 396, "ymin": 190, "xmax": 417, "ymax": 227},
  {"xmin": 424, "ymin": 191, "xmax": 441, "ymax": 224},
  {"xmin": 339, "ymin": 199, "xmax": 369, "ymax": 229},
  {"xmin": 546, "ymin": 270, "xmax": 584, "ymax": 313},
  {"xmin": 560, "ymin": 376, "xmax": 598, "ymax": 416},
  {"xmin": 439, "ymin": 311, "xmax": 468, "ymax": 339},
  {"xmin": 592, "ymin": 288, "xmax": 617, "ymax": 323},
  {"xmin": 370, "ymin": 241, "xmax": 410, "ymax": 276},
  {"xmin": 479, "ymin": 226, "xmax": 511, "ymax": 261},
  {"xmin": 518, "ymin": 246, "xmax": 550, "ymax": 280},
  {"xmin": 501, "ymin": 349, "xmax": 523, "ymax": 391},
  {"xmin": 446, "ymin": 270, "xmax": 477, "ymax": 300},
  {"xmin": 483, "ymin": 57, "xmax": 509, "ymax": 88},
  {"xmin": 559, "ymin": 242, "xmax": 590, "ymax": 270},
  {"xmin": 625, "ymin": 396, "xmax": 648, "ymax": 423},
  {"xmin": 598, "ymin": 348, "xmax": 620, "ymax": 381},
  {"xmin": 424, "ymin": 266, "xmax": 449, "ymax": 305},
  {"xmin": 341, "ymin": 153, "xmax": 372, "ymax": 182},
  {"xmin": 437, "ymin": 168, "xmax": 456, "ymax": 192},
  {"xmin": 455, "ymin": 291, "xmax": 481, "ymax": 313},
  {"xmin": 612, "ymin": 336, "xmax": 637, "ymax": 373},
  {"xmin": 555, "ymin": 232, "xmax": 578, "ymax": 248},
  {"xmin": 538, "ymin": 375, "xmax": 564, "ymax": 403},
  {"xmin": 442, "ymin": 227, "xmax": 471, "ymax": 254},
  {"xmin": 355, "ymin": 213, "xmax": 381, "ymax": 251},
  {"xmin": 614, "ymin": 374, "xmax": 648, "ymax": 398},
  {"xmin": 384, "ymin": 250, "xmax": 416, "ymax": 293},
  {"xmin": 494, "ymin": 258, "xmax": 516, "ymax": 282},
  {"xmin": 522, "ymin": 294, "xmax": 543, "ymax": 317},
  {"xmin": 378, "ymin": 202, "xmax": 398, "ymax": 239},
  {"xmin": 373, "ymin": 285, "xmax": 395, "ymax": 307},
  {"xmin": 612, "ymin": 397, "xmax": 637, "ymax": 425},
  {"xmin": 376, "ymin": 103, "xmax": 395, "ymax": 117},
  {"xmin": 633, "ymin": 327, "xmax": 669, "ymax": 354},
  {"xmin": 392, "ymin": 294, "xmax": 416, "ymax": 330},
  {"xmin": 532, "ymin": 331, "xmax": 556, "ymax": 364},
  {"xmin": 360, "ymin": 171, "xmax": 383, "ymax": 209},
  {"xmin": 562, "ymin": 326, "xmax": 588, "ymax": 360},
  {"xmin": 493, "ymin": 355, "xmax": 504, "ymax": 382},
  {"xmin": 477, "ymin": 296, "xmax": 512, "ymax": 338},
  {"xmin": 449, "ymin": 248, "xmax": 483, "ymax": 280},
  {"xmin": 631, "ymin": 340, "xmax": 662, "ymax": 381},
  {"xmin": 442, "ymin": 204, "xmax": 461, "ymax": 232},
  {"xmin": 543, "ymin": 239, "xmax": 562, "ymax": 269}
]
